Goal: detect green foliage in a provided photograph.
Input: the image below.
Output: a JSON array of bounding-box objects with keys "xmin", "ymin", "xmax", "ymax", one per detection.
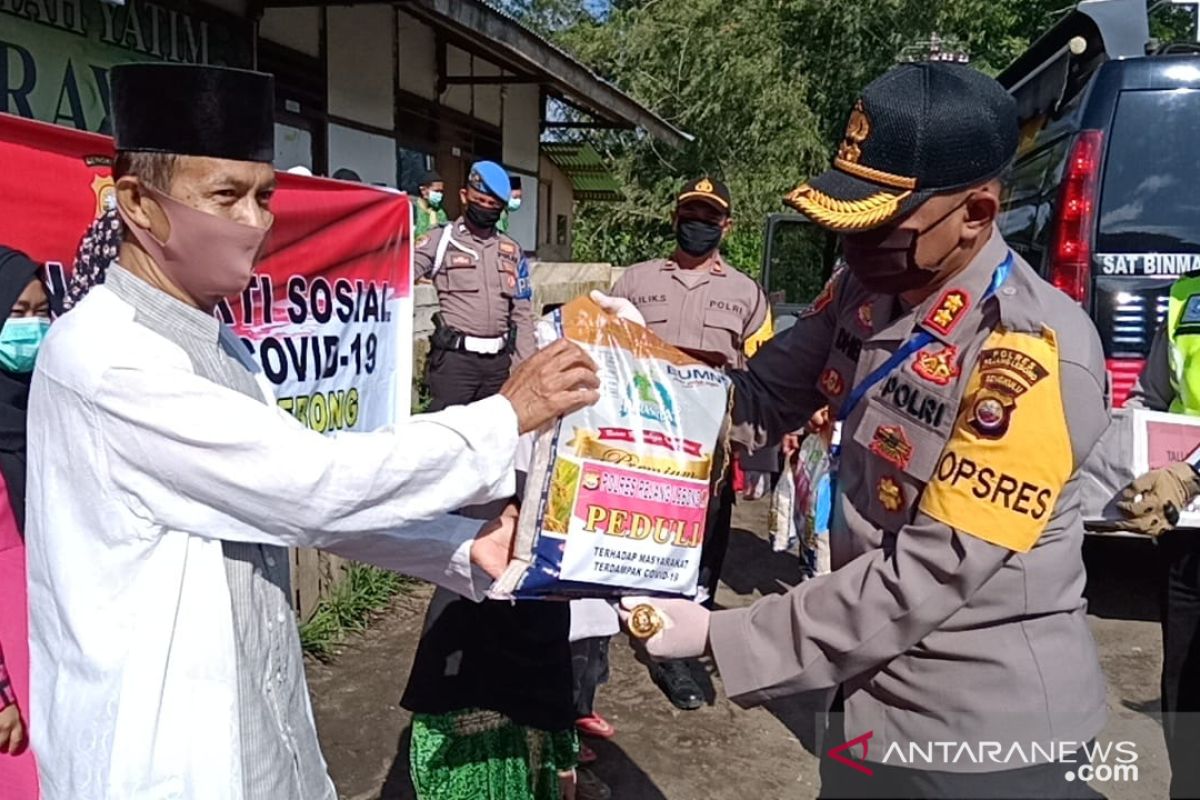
[
  {"xmin": 515, "ymin": 0, "xmax": 1077, "ymax": 295},
  {"xmin": 298, "ymin": 564, "xmax": 415, "ymax": 661}
]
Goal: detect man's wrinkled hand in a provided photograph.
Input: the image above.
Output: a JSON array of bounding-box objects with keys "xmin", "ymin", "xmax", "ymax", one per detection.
[
  {"xmin": 470, "ymin": 503, "xmax": 519, "ymax": 579},
  {"xmin": 590, "ymin": 290, "xmax": 646, "ymax": 327},
  {"xmin": 500, "ymin": 339, "xmax": 600, "ymax": 434},
  {"xmin": 1115, "ymin": 462, "xmax": 1200, "ymax": 537},
  {"xmin": 617, "ymin": 597, "xmax": 710, "ymax": 660},
  {"xmin": 0, "ymin": 703, "xmax": 25, "ymax": 755}
]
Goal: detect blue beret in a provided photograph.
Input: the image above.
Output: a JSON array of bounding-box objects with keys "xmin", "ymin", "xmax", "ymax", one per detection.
[{"xmin": 467, "ymin": 161, "xmax": 511, "ymax": 203}]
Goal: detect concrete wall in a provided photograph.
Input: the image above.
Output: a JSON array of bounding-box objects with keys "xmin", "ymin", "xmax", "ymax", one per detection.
[
  {"xmin": 260, "ymin": 7, "xmax": 320, "ymax": 58},
  {"xmin": 397, "ymin": 10, "xmax": 438, "ymax": 101},
  {"xmin": 327, "ymin": 5, "xmax": 395, "ymax": 131}
]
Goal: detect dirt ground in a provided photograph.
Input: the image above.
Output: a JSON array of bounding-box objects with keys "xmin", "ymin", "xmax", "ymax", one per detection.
[{"xmin": 307, "ymin": 501, "xmax": 1172, "ymax": 800}]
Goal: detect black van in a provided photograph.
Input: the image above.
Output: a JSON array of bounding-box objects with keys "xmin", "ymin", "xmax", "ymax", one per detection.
[{"xmin": 998, "ymin": 0, "xmax": 1200, "ymax": 405}]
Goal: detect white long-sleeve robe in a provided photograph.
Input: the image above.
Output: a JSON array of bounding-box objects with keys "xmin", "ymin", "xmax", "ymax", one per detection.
[{"xmin": 25, "ymin": 282, "xmax": 518, "ymax": 799}]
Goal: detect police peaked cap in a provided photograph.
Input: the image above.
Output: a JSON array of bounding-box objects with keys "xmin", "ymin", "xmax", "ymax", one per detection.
[
  {"xmin": 787, "ymin": 62, "xmax": 1017, "ymax": 233},
  {"xmin": 112, "ymin": 63, "xmax": 275, "ymax": 163}
]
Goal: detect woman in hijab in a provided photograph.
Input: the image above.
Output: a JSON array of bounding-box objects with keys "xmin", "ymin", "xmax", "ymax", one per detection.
[{"xmin": 0, "ymin": 246, "xmax": 51, "ymax": 799}]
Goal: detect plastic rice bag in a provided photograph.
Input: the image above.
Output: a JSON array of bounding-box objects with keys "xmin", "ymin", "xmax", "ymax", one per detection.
[{"xmin": 491, "ymin": 296, "xmax": 731, "ymax": 600}]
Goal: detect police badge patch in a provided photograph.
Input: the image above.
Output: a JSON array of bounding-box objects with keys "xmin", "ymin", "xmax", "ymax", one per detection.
[
  {"xmin": 820, "ymin": 367, "xmax": 845, "ymax": 397},
  {"xmin": 966, "ymin": 346, "xmax": 1050, "ymax": 440},
  {"xmin": 869, "ymin": 425, "xmax": 913, "ymax": 469},
  {"xmin": 912, "ymin": 345, "xmax": 959, "ymax": 386}
]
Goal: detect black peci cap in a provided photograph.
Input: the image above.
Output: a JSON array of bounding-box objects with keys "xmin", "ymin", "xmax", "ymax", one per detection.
[
  {"xmin": 677, "ymin": 176, "xmax": 732, "ymax": 214},
  {"xmin": 112, "ymin": 63, "xmax": 275, "ymax": 163},
  {"xmin": 420, "ymin": 169, "xmax": 443, "ymax": 186},
  {"xmin": 786, "ymin": 63, "xmax": 1017, "ymax": 233}
]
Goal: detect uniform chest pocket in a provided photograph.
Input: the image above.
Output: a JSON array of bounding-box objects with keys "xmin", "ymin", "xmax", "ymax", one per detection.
[
  {"xmin": 443, "ymin": 254, "xmax": 480, "ymax": 292},
  {"xmin": 701, "ymin": 308, "xmax": 742, "ymax": 353},
  {"xmin": 640, "ymin": 302, "xmax": 673, "ymax": 326},
  {"xmin": 497, "ymin": 256, "xmax": 518, "ymax": 298}
]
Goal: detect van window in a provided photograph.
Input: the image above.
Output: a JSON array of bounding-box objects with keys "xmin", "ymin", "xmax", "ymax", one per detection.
[
  {"xmin": 999, "ymin": 138, "xmax": 1069, "ymax": 274},
  {"xmin": 1097, "ymin": 89, "xmax": 1200, "ymax": 253}
]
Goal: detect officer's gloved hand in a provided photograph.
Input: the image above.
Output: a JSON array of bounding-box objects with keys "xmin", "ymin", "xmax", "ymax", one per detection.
[
  {"xmin": 618, "ymin": 596, "xmax": 710, "ymax": 660},
  {"xmin": 1115, "ymin": 462, "xmax": 1200, "ymax": 537},
  {"xmin": 590, "ymin": 291, "xmax": 646, "ymax": 327}
]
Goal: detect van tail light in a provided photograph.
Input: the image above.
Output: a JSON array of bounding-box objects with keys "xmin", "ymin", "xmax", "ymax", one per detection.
[
  {"xmin": 1106, "ymin": 358, "xmax": 1144, "ymax": 408},
  {"xmin": 1050, "ymin": 130, "xmax": 1103, "ymax": 306}
]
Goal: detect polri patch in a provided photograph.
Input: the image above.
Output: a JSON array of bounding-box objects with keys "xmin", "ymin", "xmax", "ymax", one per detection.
[
  {"xmin": 923, "ymin": 289, "xmax": 970, "ymax": 336},
  {"xmin": 869, "ymin": 424, "xmax": 913, "ymax": 469}
]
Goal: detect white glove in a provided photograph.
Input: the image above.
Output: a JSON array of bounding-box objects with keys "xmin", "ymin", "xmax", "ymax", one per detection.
[
  {"xmin": 618, "ymin": 596, "xmax": 710, "ymax": 660},
  {"xmin": 742, "ymin": 470, "xmax": 769, "ymax": 500},
  {"xmin": 590, "ymin": 290, "xmax": 646, "ymax": 327}
]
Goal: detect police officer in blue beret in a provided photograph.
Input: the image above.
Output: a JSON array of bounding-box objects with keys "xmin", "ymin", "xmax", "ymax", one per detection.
[{"xmin": 414, "ymin": 161, "xmax": 535, "ymax": 410}]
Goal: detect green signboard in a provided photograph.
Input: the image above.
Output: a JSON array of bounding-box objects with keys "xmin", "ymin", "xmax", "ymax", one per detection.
[{"xmin": 1, "ymin": 0, "xmax": 252, "ymax": 133}]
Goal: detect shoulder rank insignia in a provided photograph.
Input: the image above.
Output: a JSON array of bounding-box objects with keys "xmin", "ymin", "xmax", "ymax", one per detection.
[
  {"xmin": 803, "ymin": 273, "xmax": 839, "ymax": 318},
  {"xmin": 912, "ymin": 344, "xmax": 959, "ymax": 386},
  {"xmin": 923, "ymin": 289, "xmax": 970, "ymax": 336},
  {"xmin": 820, "ymin": 367, "xmax": 845, "ymax": 397},
  {"xmin": 869, "ymin": 425, "xmax": 913, "ymax": 469},
  {"xmin": 877, "ymin": 476, "xmax": 904, "ymax": 513}
]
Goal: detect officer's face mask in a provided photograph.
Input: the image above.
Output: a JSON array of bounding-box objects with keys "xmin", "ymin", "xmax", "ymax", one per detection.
[
  {"xmin": 465, "ymin": 201, "xmax": 504, "ymax": 231},
  {"xmin": 508, "ymin": 197, "xmax": 522, "ymax": 212},
  {"xmin": 119, "ymin": 185, "xmax": 272, "ymax": 311},
  {"xmin": 427, "ymin": 190, "xmax": 443, "ymax": 208},
  {"xmin": 840, "ymin": 197, "xmax": 967, "ymax": 295},
  {"xmin": 0, "ymin": 316, "xmax": 49, "ymax": 373},
  {"xmin": 675, "ymin": 218, "xmax": 724, "ymax": 258}
]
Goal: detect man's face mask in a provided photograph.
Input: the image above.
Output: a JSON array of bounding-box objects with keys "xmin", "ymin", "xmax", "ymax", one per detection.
[
  {"xmin": 427, "ymin": 190, "xmax": 443, "ymax": 208},
  {"xmin": 840, "ymin": 197, "xmax": 968, "ymax": 295},
  {"xmin": 465, "ymin": 201, "xmax": 504, "ymax": 231},
  {"xmin": 508, "ymin": 197, "xmax": 522, "ymax": 212},
  {"xmin": 119, "ymin": 185, "xmax": 272, "ymax": 310},
  {"xmin": 0, "ymin": 317, "xmax": 49, "ymax": 373},
  {"xmin": 675, "ymin": 218, "xmax": 724, "ymax": 258}
]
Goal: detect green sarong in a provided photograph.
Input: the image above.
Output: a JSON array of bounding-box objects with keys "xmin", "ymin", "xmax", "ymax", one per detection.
[{"xmin": 410, "ymin": 709, "xmax": 579, "ymax": 800}]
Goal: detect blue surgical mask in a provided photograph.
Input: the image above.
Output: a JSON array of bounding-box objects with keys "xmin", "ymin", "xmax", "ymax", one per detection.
[
  {"xmin": 428, "ymin": 190, "xmax": 443, "ymax": 208},
  {"xmin": 0, "ymin": 317, "xmax": 49, "ymax": 373},
  {"xmin": 508, "ymin": 197, "xmax": 522, "ymax": 212}
]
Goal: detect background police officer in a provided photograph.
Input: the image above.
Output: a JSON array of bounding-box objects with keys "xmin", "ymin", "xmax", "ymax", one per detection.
[
  {"xmin": 1113, "ymin": 298, "xmax": 1200, "ymax": 799},
  {"xmin": 610, "ymin": 177, "xmax": 770, "ymax": 711},
  {"xmin": 415, "ymin": 161, "xmax": 535, "ymax": 411},
  {"xmin": 612, "ymin": 64, "xmax": 1109, "ymax": 799}
]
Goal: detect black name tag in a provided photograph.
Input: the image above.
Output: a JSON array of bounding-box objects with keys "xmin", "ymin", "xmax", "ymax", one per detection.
[{"xmin": 880, "ymin": 375, "xmax": 949, "ymax": 429}]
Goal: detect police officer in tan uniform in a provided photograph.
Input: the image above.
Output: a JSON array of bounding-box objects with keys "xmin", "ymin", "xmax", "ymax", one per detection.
[
  {"xmin": 415, "ymin": 161, "xmax": 535, "ymax": 411},
  {"xmin": 610, "ymin": 177, "xmax": 769, "ymax": 710},
  {"xmin": 613, "ymin": 64, "xmax": 1109, "ymax": 798}
]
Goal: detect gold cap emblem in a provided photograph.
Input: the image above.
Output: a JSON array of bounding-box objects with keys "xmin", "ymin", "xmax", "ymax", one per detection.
[
  {"xmin": 838, "ymin": 100, "xmax": 871, "ymax": 164},
  {"xmin": 696, "ymin": 178, "xmax": 714, "ymax": 193}
]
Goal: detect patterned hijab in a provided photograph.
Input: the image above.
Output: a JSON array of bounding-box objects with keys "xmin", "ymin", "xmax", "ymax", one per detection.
[{"xmin": 64, "ymin": 208, "xmax": 122, "ymax": 312}]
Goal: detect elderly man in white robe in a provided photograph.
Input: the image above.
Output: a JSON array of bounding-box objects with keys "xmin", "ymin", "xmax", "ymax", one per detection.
[{"xmin": 24, "ymin": 63, "xmax": 599, "ymax": 800}]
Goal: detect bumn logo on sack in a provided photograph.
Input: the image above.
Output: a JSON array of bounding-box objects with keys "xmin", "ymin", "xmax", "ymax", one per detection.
[{"xmin": 620, "ymin": 372, "xmax": 677, "ymax": 426}]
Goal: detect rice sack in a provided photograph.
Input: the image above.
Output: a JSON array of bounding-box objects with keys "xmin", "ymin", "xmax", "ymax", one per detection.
[{"xmin": 492, "ymin": 296, "xmax": 732, "ymax": 599}]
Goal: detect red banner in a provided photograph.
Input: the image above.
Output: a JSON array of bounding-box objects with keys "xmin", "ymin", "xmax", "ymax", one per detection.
[{"xmin": 0, "ymin": 112, "xmax": 414, "ymax": 432}]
